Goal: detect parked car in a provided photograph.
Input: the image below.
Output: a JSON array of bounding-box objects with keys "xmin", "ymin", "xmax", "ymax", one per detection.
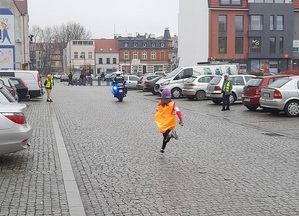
[
  {"xmin": 0, "ymin": 77, "xmax": 18, "ymax": 101},
  {"xmin": 54, "ymin": 72, "xmax": 65, "ymax": 79},
  {"xmin": 206, "ymin": 75, "xmax": 255, "ymax": 104},
  {"xmin": 124, "ymin": 75, "xmax": 140, "ymax": 89},
  {"xmin": 0, "ymin": 70, "xmax": 43, "ymax": 98},
  {"xmin": 137, "ymin": 74, "xmax": 160, "ymax": 90},
  {"xmin": 260, "ymin": 76, "xmax": 299, "ymax": 117},
  {"xmin": 0, "ymin": 84, "xmax": 17, "ymax": 103},
  {"xmin": 143, "ymin": 76, "xmax": 162, "ymax": 95},
  {"xmin": 182, "ymin": 75, "xmax": 216, "ymax": 101},
  {"xmin": 8, "ymin": 77, "xmax": 30, "ymax": 101},
  {"xmin": 0, "ymin": 102, "xmax": 33, "ymax": 154},
  {"xmin": 154, "ymin": 71, "xmax": 166, "ymax": 77},
  {"xmin": 155, "ymin": 64, "xmax": 237, "ymax": 99},
  {"xmin": 60, "ymin": 74, "xmax": 69, "ymax": 82},
  {"xmin": 242, "ymin": 75, "xmax": 293, "ymax": 110}
]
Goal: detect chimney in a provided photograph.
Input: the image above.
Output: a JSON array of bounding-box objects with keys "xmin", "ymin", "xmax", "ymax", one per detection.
[{"xmin": 164, "ymin": 27, "xmax": 171, "ymax": 40}]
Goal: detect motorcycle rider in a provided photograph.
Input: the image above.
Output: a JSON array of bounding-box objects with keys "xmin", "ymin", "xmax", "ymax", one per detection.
[{"xmin": 112, "ymin": 72, "xmax": 127, "ymax": 95}]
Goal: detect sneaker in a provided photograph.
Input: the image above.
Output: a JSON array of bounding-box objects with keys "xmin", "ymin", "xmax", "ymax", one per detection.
[
  {"xmin": 171, "ymin": 130, "xmax": 178, "ymax": 140},
  {"xmin": 160, "ymin": 149, "xmax": 165, "ymax": 153}
]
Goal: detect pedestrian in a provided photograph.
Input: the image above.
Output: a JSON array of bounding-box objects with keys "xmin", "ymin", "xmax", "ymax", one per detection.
[
  {"xmin": 68, "ymin": 72, "xmax": 73, "ymax": 86},
  {"xmin": 221, "ymin": 74, "xmax": 232, "ymax": 111},
  {"xmin": 100, "ymin": 72, "xmax": 105, "ymax": 81},
  {"xmin": 154, "ymin": 88, "xmax": 183, "ymax": 153},
  {"xmin": 44, "ymin": 73, "xmax": 54, "ymax": 102}
]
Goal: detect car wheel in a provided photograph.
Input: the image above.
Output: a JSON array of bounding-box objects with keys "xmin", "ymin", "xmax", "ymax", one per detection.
[
  {"xmin": 195, "ymin": 91, "xmax": 205, "ymax": 101},
  {"xmin": 229, "ymin": 93, "xmax": 236, "ymax": 105},
  {"xmin": 152, "ymin": 90, "xmax": 157, "ymax": 95},
  {"xmin": 269, "ymin": 109, "xmax": 281, "ymax": 115},
  {"xmin": 284, "ymin": 100, "xmax": 299, "ymax": 117},
  {"xmin": 245, "ymin": 105, "xmax": 258, "ymax": 111},
  {"xmin": 171, "ymin": 88, "xmax": 182, "ymax": 99},
  {"xmin": 187, "ymin": 96, "xmax": 195, "ymax": 101},
  {"xmin": 212, "ymin": 100, "xmax": 221, "ymax": 105}
]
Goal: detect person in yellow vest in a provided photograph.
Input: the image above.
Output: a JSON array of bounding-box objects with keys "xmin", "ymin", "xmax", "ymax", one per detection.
[
  {"xmin": 44, "ymin": 74, "xmax": 54, "ymax": 102},
  {"xmin": 154, "ymin": 88, "xmax": 183, "ymax": 153},
  {"xmin": 221, "ymin": 74, "xmax": 232, "ymax": 111}
]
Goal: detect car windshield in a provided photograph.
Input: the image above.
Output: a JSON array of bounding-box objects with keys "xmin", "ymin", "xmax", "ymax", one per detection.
[
  {"xmin": 165, "ymin": 67, "xmax": 182, "ymax": 78},
  {"xmin": 209, "ymin": 76, "xmax": 222, "ymax": 85},
  {"xmin": 268, "ymin": 77, "xmax": 291, "ymax": 88},
  {"xmin": 245, "ymin": 78, "xmax": 263, "ymax": 87}
]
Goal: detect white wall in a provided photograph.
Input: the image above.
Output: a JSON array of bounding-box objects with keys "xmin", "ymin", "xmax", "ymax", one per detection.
[{"xmin": 178, "ymin": 0, "xmax": 209, "ymax": 67}]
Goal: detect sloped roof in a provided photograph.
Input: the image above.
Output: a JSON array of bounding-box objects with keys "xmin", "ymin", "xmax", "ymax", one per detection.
[{"xmin": 94, "ymin": 39, "xmax": 118, "ymax": 53}]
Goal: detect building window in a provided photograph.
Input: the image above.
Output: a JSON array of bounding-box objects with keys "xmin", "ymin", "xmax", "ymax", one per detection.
[
  {"xmin": 124, "ymin": 43, "xmax": 128, "ymax": 47},
  {"xmin": 218, "ymin": 15, "xmax": 227, "ymax": 32},
  {"xmin": 270, "ymin": 15, "xmax": 274, "ymax": 31},
  {"xmin": 106, "ymin": 58, "xmax": 110, "ymax": 64},
  {"xmin": 270, "ymin": 37, "xmax": 276, "ymax": 53},
  {"xmin": 151, "ymin": 51, "xmax": 156, "ymax": 60},
  {"xmin": 218, "ymin": 37, "xmax": 227, "ymax": 54},
  {"xmin": 279, "ymin": 37, "xmax": 284, "ymax": 53},
  {"xmin": 88, "ymin": 52, "xmax": 92, "ymax": 59},
  {"xmin": 235, "ymin": 16, "xmax": 243, "ymax": 32},
  {"xmin": 99, "ymin": 58, "xmax": 103, "ymax": 64},
  {"xmin": 113, "ymin": 58, "xmax": 117, "ymax": 64},
  {"xmin": 220, "ymin": 0, "xmax": 241, "ymax": 5},
  {"xmin": 161, "ymin": 51, "xmax": 165, "ymax": 60},
  {"xmin": 143, "ymin": 43, "xmax": 147, "ymax": 47},
  {"xmin": 152, "ymin": 43, "xmax": 156, "ymax": 47},
  {"xmin": 80, "ymin": 52, "xmax": 85, "ymax": 59},
  {"xmin": 250, "ymin": 37, "xmax": 261, "ymax": 53},
  {"xmin": 277, "ymin": 15, "xmax": 284, "ymax": 31},
  {"xmin": 161, "ymin": 43, "xmax": 165, "ymax": 47},
  {"xmin": 134, "ymin": 43, "xmax": 138, "ymax": 47},
  {"xmin": 133, "ymin": 51, "xmax": 138, "ymax": 59},
  {"xmin": 124, "ymin": 52, "xmax": 129, "ymax": 60},
  {"xmin": 74, "ymin": 52, "xmax": 78, "ymax": 59},
  {"xmin": 250, "ymin": 15, "xmax": 263, "ymax": 31},
  {"xmin": 78, "ymin": 41, "xmax": 82, "ymax": 45},
  {"xmin": 142, "ymin": 51, "xmax": 147, "ymax": 60},
  {"xmin": 235, "ymin": 37, "xmax": 243, "ymax": 54},
  {"xmin": 72, "ymin": 41, "xmax": 77, "ymax": 45}
]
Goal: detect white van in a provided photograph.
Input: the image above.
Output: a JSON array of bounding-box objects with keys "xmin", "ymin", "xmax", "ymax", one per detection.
[
  {"xmin": 154, "ymin": 64, "xmax": 238, "ymax": 98},
  {"xmin": 0, "ymin": 70, "xmax": 44, "ymax": 98}
]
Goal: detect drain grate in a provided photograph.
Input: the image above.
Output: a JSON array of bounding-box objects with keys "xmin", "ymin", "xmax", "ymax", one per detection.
[{"xmin": 263, "ymin": 132, "xmax": 284, "ymax": 137}]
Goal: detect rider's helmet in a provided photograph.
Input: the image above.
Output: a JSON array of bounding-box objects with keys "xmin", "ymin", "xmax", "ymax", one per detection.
[{"xmin": 115, "ymin": 71, "xmax": 122, "ymax": 76}]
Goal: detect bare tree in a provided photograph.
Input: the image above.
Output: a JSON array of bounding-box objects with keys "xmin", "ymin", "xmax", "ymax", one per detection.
[{"xmin": 29, "ymin": 22, "xmax": 91, "ymax": 73}]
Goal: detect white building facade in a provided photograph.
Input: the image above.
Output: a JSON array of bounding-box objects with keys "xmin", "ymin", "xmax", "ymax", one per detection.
[
  {"xmin": 178, "ymin": 0, "xmax": 209, "ymax": 66},
  {"xmin": 64, "ymin": 40, "xmax": 95, "ymax": 74},
  {"xmin": 0, "ymin": 0, "xmax": 30, "ymax": 70}
]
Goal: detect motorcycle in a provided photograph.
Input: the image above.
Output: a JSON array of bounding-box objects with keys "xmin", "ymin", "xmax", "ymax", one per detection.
[{"xmin": 111, "ymin": 83, "xmax": 126, "ymax": 102}]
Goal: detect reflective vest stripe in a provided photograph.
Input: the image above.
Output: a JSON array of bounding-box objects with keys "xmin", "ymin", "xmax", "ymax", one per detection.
[{"xmin": 225, "ymin": 81, "xmax": 231, "ymax": 92}]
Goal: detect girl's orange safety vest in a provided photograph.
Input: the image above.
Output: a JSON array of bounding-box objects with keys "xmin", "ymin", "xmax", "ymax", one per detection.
[{"xmin": 154, "ymin": 101, "xmax": 176, "ymax": 133}]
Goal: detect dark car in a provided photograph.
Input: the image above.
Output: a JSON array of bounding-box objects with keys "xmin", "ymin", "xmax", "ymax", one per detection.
[
  {"xmin": 8, "ymin": 77, "xmax": 30, "ymax": 101},
  {"xmin": 137, "ymin": 74, "xmax": 160, "ymax": 90},
  {"xmin": 143, "ymin": 76, "xmax": 162, "ymax": 95},
  {"xmin": 242, "ymin": 74, "xmax": 293, "ymax": 110}
]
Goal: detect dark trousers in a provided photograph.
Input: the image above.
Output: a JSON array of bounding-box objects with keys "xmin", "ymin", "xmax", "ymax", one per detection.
[
  {"xmin": 222, "ymin": 94, "xmax": 230, "ymax": 110},
  {"xmin": 162, "ymin": 129, "xmax": 171, "ymax": 150}
]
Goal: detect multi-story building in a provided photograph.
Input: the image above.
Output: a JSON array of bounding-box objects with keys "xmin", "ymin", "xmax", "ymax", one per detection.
[
  {"xmin": 94, "ymin": 39, "xmax": 119, "ymax": 74},
  {"xmin": 209, "ymin": 0, "xmax": 297, "ymax": 74},
  {"xmin": 64, "ymin": 40, "xmax": 95, "ymax": 74},
  {"xmin": 117, "ymin": 28, "xmax": 175, "ymax": 74},
  {"xmin": 179, "ymin": 0, "xmax": 299, "ymax": 73},
  {"xmin": 0, "ymin": 0, "xmax": 30, "ymax": 70},
  {"xmin": 34, "ymin": 42, "xmax": 63, "ymax": 73}
]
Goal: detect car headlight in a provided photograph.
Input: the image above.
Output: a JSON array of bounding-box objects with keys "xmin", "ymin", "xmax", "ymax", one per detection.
[{"xmin": 161, "ymin": 81, "xmax": 170, "ymax": 86}]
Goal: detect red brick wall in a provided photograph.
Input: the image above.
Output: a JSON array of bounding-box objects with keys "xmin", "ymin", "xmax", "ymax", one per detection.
[{"xmin": 209, "ymin": 10, "xmax": 248, "ymax": 60}]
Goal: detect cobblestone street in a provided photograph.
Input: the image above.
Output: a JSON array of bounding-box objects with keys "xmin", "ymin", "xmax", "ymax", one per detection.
[{"xmin": 1, "ymin": 82, "xmax": 299, "ymax": 216}]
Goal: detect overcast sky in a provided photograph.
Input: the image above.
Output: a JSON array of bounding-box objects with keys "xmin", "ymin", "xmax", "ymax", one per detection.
[{"xmin": 28, "ymin": 0, "xmax": 179, "ymax": 39}]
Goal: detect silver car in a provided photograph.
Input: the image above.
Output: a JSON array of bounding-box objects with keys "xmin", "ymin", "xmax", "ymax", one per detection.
[
  {"xmin": 0, "ymin": 102, "xmax": 33, "ymax": 154},
  {"xmin": 0, "ymin": 84, "xmax": 17, "ymax": 103},
  {"xmin": 182, "ymin": 75, "xmax": 216, "ymax": 101},
  {"xmin": 260, "ymin": 76, "xmax": 299, "ymax": 117},
  {"xmin": 206, "ymin": 75, "xmax": 255, "ymax": 104}
]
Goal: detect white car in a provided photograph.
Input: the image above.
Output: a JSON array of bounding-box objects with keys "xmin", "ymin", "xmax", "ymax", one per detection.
[
  {"xmin": 0, "ymin": 84, "xmax": 17, "ymax": 103},
  {"xmin": 182, "ymin": 75, "xmax": 216, "ymax": 101},
  {"xmin": 0, "ymin": 102, "xmax": 33, "ymax": 154},
  {"xmin": 206, "ymin": 75, "xmax": 255, "ymax": 104},
  {"xmin": 124, "ymin": 75, "xmax": 140, "ymax": 89}
]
